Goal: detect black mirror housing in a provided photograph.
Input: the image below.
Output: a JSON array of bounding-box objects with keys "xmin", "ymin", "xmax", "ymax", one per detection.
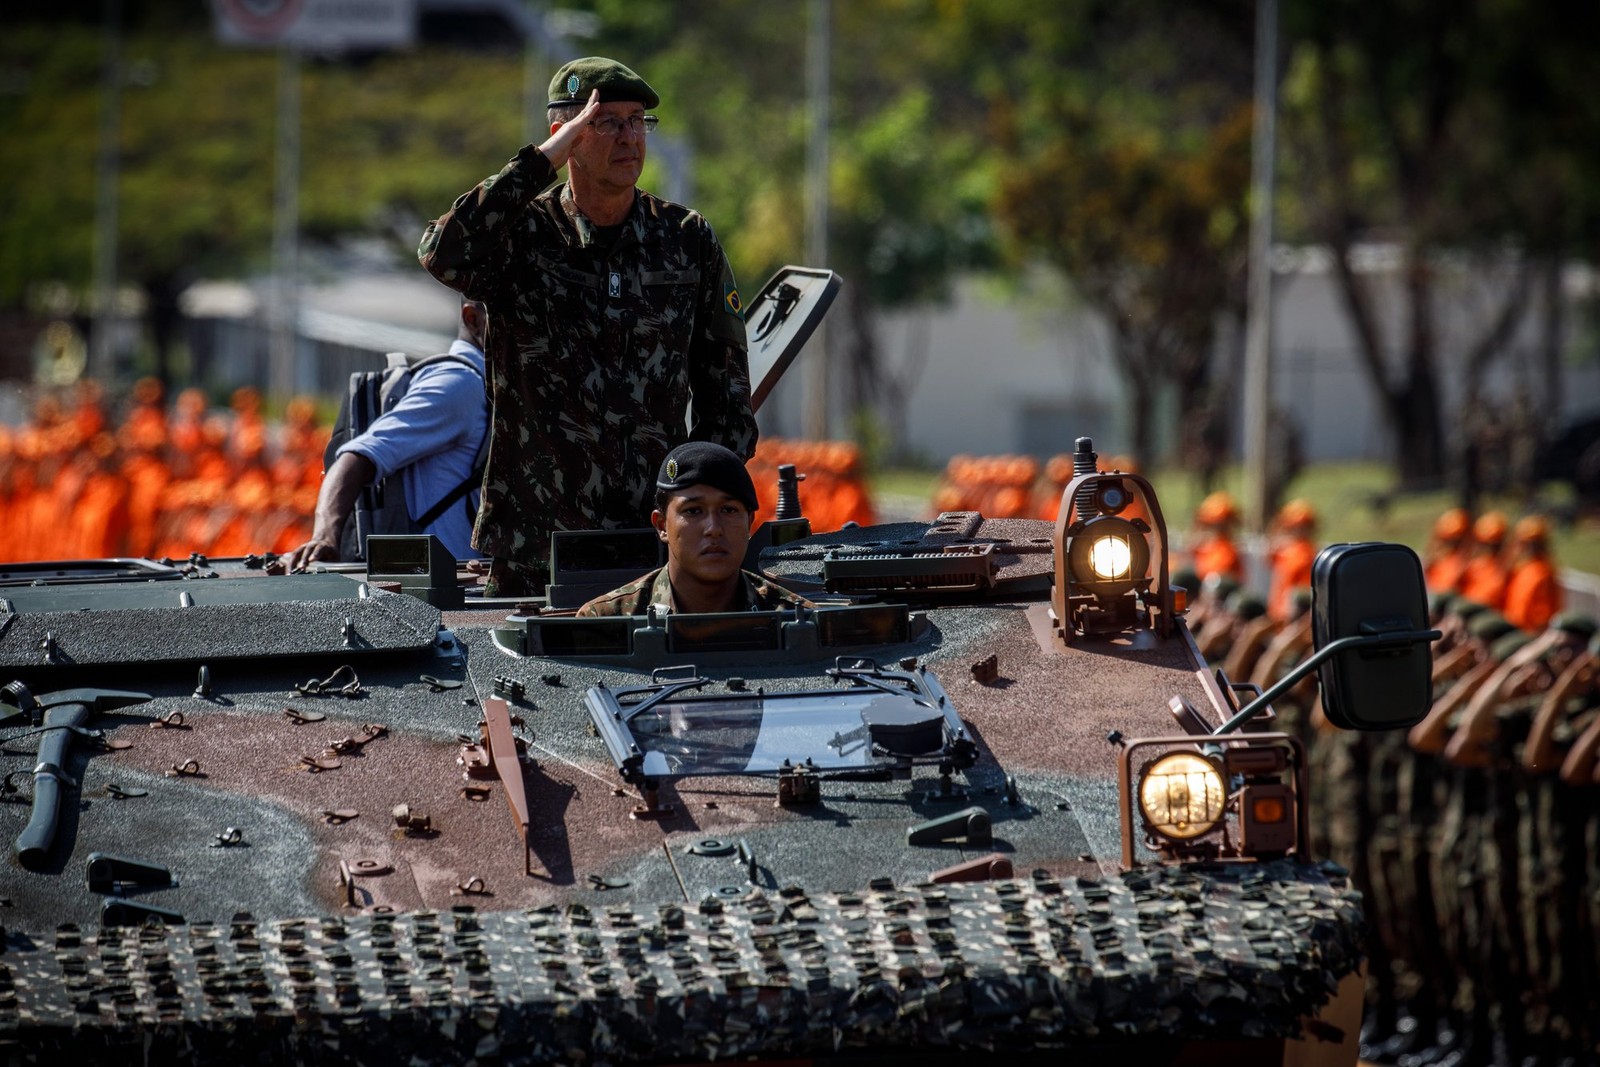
[{"xmin": 1311, "ymin": 542, "xmax": 1432, "ymax": 731}]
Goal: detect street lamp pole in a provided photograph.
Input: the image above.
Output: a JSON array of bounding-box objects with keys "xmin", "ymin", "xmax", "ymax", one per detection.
[
  {"xmin": 802, "ymin": 0, "xmax": 831, "ymax": 441},
  {"xmin": 1241, "ymin": 0, "xmax": 1280, "ymax": 535}
]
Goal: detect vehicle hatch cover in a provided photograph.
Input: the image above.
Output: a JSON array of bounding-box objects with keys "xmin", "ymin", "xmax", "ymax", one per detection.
[{"xmin": 744, "ymin": 266, "xmax": 841, "ymax": 412}]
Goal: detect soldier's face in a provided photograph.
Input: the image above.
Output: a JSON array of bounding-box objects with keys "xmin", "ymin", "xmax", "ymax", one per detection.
[
  {"xmin": 655, "ymin": 487, "xmax": 753, "ymax": 587},
  {"xmin": 566, "ymin": 101, "xmax": 647, "ymax": 190}
]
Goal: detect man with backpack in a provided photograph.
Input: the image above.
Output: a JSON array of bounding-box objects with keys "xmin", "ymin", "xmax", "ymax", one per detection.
[{"xmin": 284, "ymin": 299, "xmax": 489, "ymax": 571}]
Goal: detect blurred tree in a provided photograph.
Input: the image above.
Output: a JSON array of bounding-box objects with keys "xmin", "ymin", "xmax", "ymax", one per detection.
[
  {"xmin": 607, "ymin": 0, "xmax": 997, "ymax": 452},
  {"xmin": 1279, "ymin": 0, "xmax": 1600, "ymax": 490},
  {"xmin": 0, "ymin": 21, "xmax": 526, "ymax": 387},
  {"xmin": 969, "ymin": 0, "xmax": 1256, "ymax": 465},
  {"xmin": 0, "ymin": 27, "xmax": 103, "ymax": 308},
  {"xmin": 116, "ymin": 38, "xmax": 277, "ymax": 385}
]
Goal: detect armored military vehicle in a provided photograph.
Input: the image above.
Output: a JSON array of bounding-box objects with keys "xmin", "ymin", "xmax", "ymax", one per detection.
[{"xmin": 0, "ymin": 270, "xmax": 1435, "ymax": 1064}]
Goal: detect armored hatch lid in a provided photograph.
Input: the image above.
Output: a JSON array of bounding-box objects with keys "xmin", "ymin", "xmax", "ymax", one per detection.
[
  {"xmin": 0, "ymin": 570, "xmax": 441, "ymax": 672},
  {"xmin": 744, "ymin": 265, "xmax": 841, "ymax": 412},
  {"xmin": 0, "ymin": 557, "xmax": 184, "ymax": 587}
]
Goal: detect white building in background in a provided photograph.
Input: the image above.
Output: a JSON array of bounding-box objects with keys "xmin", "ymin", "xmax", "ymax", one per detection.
[
  {"xmin": 179, "ymin": 245, "xmax": 1599, "ymax": 468},
  {"xmin": 783, "ymin": 248, "xmax": 1598, "ymax": 467}
]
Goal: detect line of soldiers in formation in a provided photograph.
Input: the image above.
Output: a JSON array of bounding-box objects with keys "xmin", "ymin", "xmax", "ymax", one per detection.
[
  {"xmin": 930, "ymin": 451, "xmax": 1141, "ymax": 523},
  {"xmin": 0, "ymin": 380, "xmax": 883, "ymax": 565},
  {"xmin": 0, "ymin": 380, "xmax": 330, "ymax": 563},
  {"xmin": 746, "ymin": 437, "xmax": 876, "ymax": 533},
  {"xmin": 1181, "ymin": 500, "xmax": 1592, "ymax": 1066}
]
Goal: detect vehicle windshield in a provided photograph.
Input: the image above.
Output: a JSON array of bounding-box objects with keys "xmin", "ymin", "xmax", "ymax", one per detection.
[{"xmin": 586, "ymin": 660, "xmax": 977, "ymax": 785}]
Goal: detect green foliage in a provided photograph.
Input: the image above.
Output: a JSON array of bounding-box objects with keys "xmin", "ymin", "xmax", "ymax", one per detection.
[
  {"xmin": 0, "ymin": 26, "xmax": 103, "ymax": 304},
  {"xmin": 3, "ymin": 0, "xmax": 1596, "ymax": 479},
  {"xmin": 965, "ymin": 0, "xmax": 1256, "ymax": 461},
  {"xmin": 116, "ymin": 38, "xmax": 278, "ymax": 285}
]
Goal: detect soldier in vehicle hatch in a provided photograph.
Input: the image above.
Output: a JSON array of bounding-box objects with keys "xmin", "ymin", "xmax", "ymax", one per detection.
[
  {"xmin": 576, "ymin": 442, "xmax": 810, "ymax": 617},
  {"xmin": 418, "ymin": 56, "xmax": 758, "ymax": 599}
]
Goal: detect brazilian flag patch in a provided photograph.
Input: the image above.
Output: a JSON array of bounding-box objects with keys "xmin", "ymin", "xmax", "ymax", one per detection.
[{"xmin": 724, "ymin": 284, "xmax": 742, "ymax": 318}]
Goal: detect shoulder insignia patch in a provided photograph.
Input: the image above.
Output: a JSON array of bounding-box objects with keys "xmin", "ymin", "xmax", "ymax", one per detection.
[{"xmin": 724, "ymin": 285, "xmax": 742, "ymax": 317}]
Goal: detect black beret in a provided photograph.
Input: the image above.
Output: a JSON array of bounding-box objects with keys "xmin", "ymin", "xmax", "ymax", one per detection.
[
  {"xmin": 547, "ymin": 56, "xmax": 659, "ymax": 110},
  {"xmin": 1552, "ymin": 612, "xmax": 1598, "ymax": 639},
  {"xmin": 1202, "ymin": 574, "xmax": 1240, "ymax": 603},
  {"xmin": 1489, "ymin": 631, "xmax": 1532, "ymax": 663},
  {"xmin": 1226, "ymin": 590, "xmax": 1268, "ymax": 621},
  {"xmin": 657, "ymin": 441, "xmax": 757, "ymax": 511},
  {"xmin": 1466, "ymin": 611, "xmax": 1515, "ymax": 643}
]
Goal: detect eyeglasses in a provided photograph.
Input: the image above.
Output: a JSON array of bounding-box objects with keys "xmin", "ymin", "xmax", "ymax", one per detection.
[{"xmin": 588, "ymin": 115, "xmax": 659, "ymax": 137}]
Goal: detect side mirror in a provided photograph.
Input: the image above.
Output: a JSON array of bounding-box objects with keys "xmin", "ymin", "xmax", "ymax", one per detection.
[{"xmin": 1312, "ymin": 542, "xmax": 1433, "ymax": 730}]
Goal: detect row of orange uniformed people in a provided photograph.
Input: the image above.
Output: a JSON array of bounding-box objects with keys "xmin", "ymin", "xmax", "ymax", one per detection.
[
  {"xmin": 746, "ymin": 437, "xmax": 876, "ymax": 534},
  {"xmin": 1184, "ymin": 490, "xmax": 1320, "ymax": 627},
  {"xmin": 0, "ymin": 380, "xmax": 329, "ymax": 563},
  {"xmin": 929, "ymin": 452, "xmax": 1147, "ymax": 522},
  {"xmin": 1422, "ymin": 507, "xmax": 1563, "ymax": 633},
  {"xmin": 926, "ymin": 461, "xmax": 1317, "ymax": 624}
]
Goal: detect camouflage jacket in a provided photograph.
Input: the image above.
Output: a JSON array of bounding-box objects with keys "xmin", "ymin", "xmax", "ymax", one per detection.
[
  {"xmin": 418, "ymin": 147, "xmax": 758, "ymax": 564},
  {"xmin": 575, "ymin": 566, "xmax": 812, "ymax": 618}
]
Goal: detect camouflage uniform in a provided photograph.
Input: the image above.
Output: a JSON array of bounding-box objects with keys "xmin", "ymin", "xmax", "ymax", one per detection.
[
  {"xmin": 418, "ymin": 148, "xmax": 757, "ymax": 577},
  {"xmin": 575, "ymin": 565, "xmax": 811, "ymax": 618}
]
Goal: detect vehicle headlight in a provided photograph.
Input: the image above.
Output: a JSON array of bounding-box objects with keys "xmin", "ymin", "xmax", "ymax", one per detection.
[
  {"xmin": 1067, "ymin": 515, "xmax": 1150, "ymax": 596},
  {"xmin": 1088, "ymin": 532, "xmax": 1134, "ymax": 580},
  {"xmin": 1137, "ymin": 750, "xmax": 1225, "ymax": 841}
]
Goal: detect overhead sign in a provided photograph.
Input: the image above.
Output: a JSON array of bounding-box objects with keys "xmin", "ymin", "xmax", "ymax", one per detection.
[{"xmin": 212, "ymin": 0, "xmax": 417, "ymax": 49}]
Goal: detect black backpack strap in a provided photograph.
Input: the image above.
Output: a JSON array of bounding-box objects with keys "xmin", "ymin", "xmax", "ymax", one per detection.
[{"xmin": 414, "ymin": 464, "xmax": 484, "ymax": 529}]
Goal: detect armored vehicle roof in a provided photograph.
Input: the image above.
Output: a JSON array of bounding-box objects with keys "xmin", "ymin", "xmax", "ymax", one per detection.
[{"xmin": 0, "ymin": 515, "xmax": 1366, "ymax": 1062}]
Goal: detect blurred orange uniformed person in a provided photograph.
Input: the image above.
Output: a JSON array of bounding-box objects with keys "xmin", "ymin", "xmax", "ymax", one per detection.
[
  {"xmin": 1457, "ymin": 510, "xmax": 1511, "ymax": 610},
  {"xmin": 1268, "ymin": 498, "xmax": 1318, "ymax": 623},
  {"xmin": 1191, "ymin": 490, "xmax": 1244, "ymax": 583},
  {"xmin": 1424, "ymin": 507, "xmax": 1474, "ymax": 593},
  {"xmin": 1503, "ymin": 515, "xmax": 1562, "ymax": 633},
  {"xmin": 71, "ymin": 433, "xmax": 131, "ymax": 558},
  {"xmin": 1035, "ymin": 453, "xmax": 1075, "ymax": 521},
  {"xmin": 119, "ymin": 377, "xmax": 167, "ymax": 451},
  {"xmin": 824, "ymin": 442, "xmax": 876, "ymax": 528}
]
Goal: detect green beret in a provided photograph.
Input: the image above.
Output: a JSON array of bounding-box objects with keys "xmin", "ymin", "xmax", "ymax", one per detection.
[
  {"xmin": 1489, "ymin": 631, "xmax": 1532, "ymax": 663},
  {"xmin": 1449, "ymin": 597, "xmax": 1488, "ymax": 620},
  {"xmin": 548, "ymin": 56, "xmax": 659, "ymax": 110},
  {"xmin": 1171, "ymin": 567, "xmax": 1200, "ymax": 594},
  {"xmin": 1466, "ymin": 611, "xmax": 1514, "ymax": 643},
  {"xmin": 1552, "ymin": 612, "xmax": 1598, "ymax": 639},
  {"xmin": 1428, "ymin": 591, "xmax": 1455, "ymax": 618},
  {"xmin": 657, "ymin": 441, "xmax": 757, "ymax": 511}
]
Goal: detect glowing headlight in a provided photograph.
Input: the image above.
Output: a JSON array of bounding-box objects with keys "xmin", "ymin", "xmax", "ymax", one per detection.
[
  {"xmin": 1088, "ymin": 533, "xmax": 1133, "ymax": 580},
  {"xmin": 1066, "ymin": 515, "xmax": 1150, "ymax": 597},
  {"xmin": 1138, "ymin": 751, "xmax": 1225, "ymax": 841}
]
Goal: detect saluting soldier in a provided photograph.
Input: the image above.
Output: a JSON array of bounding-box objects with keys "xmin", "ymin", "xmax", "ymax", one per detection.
[{"xmin": 420, "ymin": 57, "xmax": 758, "ymax": 598}]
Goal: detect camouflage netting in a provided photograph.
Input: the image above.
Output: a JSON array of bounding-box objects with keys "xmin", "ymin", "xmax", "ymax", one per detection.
[{"xmin": 0, "ymin": 860, "xmax": 1363, "ymax": 1063}]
